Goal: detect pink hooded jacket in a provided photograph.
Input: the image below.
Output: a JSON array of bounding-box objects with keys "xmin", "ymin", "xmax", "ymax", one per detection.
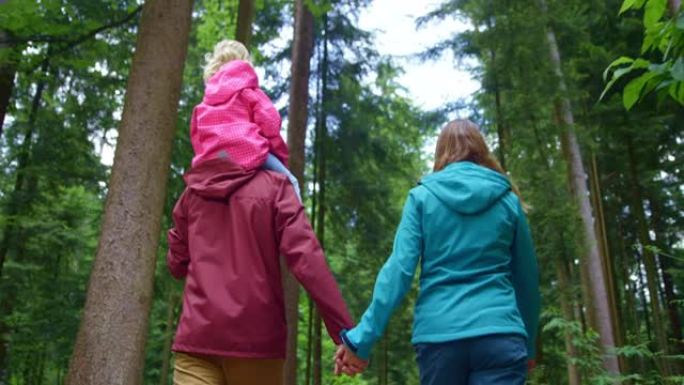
[{"xmin": 190, "ymin": 60, "xmax": 289, "ymax": 170}]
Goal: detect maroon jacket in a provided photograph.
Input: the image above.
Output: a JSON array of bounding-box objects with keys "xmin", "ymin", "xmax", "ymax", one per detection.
[{"xmin": 167, "ymin": 158, "xmax": 353, "ymax": 358}]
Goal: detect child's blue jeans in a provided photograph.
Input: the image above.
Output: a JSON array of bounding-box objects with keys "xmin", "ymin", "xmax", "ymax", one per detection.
[
  {"xmin": 415, "ymin": 334, "xmax": 528, "ymax": 385},
  {"xmin": 263, "ymin": 153, "xmax": 301, "ymax": 201}
]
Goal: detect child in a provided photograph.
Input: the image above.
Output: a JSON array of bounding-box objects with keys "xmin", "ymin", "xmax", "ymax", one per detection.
[{"xmin": 190, "ymin": 39, "xmax": 301, "ymax": 198}]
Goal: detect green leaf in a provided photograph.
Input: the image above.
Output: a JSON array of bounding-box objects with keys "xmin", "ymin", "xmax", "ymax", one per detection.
[
  {"xmin": 678, "ymin": 82, "xmax": 684, "ymax": 104},
  {"xmin": 603, "ymin": 56, "xmax": 634, "ymax": 80},
  {"xmin": 620, "ymin": 0, "xmax": 637, "ymax": 14},
  {"xmin": 632, "ymin": 58, "xmax": 651, "ymax": 69},
  {"xmin": 671, "ymin": 57, "xmax": 684, "ymax": 80},
  {"xmin": 600, "ymin": 66, "xmax": 636, "ymax": 101},
  {"xmin": 641, "ymin": 30, "xmax": 656, "ymax": 53},
  {"xmin": 644, "ymin": 0, "xmax": 667, "ymax": 30},
  {"xmin": 678, "ymin": 12, "xmax": 684, "ymax": 29},
  {"xmin": 648, "ymin": 62, "xmax": 669, "ymax": 74},
  {"xmin": 668, "ymin": 82, "xmax": 680, "ymax": 100},
  {"xmin": 642, "ymin": 76, "xmax": 660, "ymax": 96},
  {"xmin": 623, "ymin": 72, "xmax": 657, "ymax": 109}
]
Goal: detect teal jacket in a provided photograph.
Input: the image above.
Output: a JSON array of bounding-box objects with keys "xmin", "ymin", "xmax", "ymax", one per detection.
[{"xmin": 341, "ymin": 161, "xmax": 540, "ymax": 359}]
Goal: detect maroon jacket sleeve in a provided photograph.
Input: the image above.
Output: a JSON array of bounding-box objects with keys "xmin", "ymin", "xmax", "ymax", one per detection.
[
  {"xmin": 167, "ymin": 190, "xmax": 190, "ymax": 279},
  {"xmin": 274, "ymin": 177, "xmax": 354, "ymax": 344},
  {"xmin": 242, "ymin": 88, "xmax": 289, "ymax": 165}
]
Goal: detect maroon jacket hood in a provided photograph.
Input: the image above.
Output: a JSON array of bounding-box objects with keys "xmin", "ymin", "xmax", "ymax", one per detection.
[{"xmin": 183, "ymin": 158, "xmax": 257, "ymax": 199}]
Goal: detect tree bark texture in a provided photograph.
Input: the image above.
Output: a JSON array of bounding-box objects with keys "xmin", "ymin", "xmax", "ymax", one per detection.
[
  {"xmin": 539, "ymin": 0, "xmax": 621, "ymax": 375},
  {"xmin": 235, "ymin": 0, "xmax": 255, "ymax": 49},
  {"xmin": 65, "ymin": 0, "xmax": 193, "ymax": 384},
  {"xmin": 0, "ymin": 30, "xmax": 18, "ymax": 138},
  {"xmin": 589, "ymin": 153, "xmax": 626, "ymax": 372},
  {"xmin": 283, "ymin": 1, "xmax": 314, "ymax": 384}
]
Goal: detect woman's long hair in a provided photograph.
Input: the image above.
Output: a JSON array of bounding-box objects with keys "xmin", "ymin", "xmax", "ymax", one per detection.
[{"xmin": 433, "ymin": 119, "xmax": 524, "ymax": 202}]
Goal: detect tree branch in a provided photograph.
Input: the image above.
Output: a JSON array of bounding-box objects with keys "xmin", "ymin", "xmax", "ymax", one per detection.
[{"xmin": 26, "ymin": 5, "xmax": 143, "ymax": 73}]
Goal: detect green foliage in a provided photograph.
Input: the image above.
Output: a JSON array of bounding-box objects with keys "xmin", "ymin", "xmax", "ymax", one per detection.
[{"xmin": 603, "ymin": 0, "xmax": 684, "ymax": 108}]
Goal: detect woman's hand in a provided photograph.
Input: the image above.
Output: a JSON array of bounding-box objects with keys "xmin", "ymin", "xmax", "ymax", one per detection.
[{"xmin": 333, "ymin": 344, "xmax": 368, "ymax": 376}]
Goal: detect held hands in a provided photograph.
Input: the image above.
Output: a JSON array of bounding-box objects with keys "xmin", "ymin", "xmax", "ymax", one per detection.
[{"xmin": 334, "ymin": 344, "xmax": 368, "ymax": 377}]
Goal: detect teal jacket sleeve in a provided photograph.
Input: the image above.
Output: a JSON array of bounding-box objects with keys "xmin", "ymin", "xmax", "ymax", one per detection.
[
  {"xmin": 341, "ymin": 191, "xmax": 422, "ymax": 360},
  {"xmin": 511, "ymin": 200, "xmax": 541, "ymax": 358}
]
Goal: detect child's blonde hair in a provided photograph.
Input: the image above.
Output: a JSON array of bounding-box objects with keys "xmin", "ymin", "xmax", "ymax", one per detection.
[{"xmin": 203, "ymin": 40, "xmax": 250, "ymax": 81}]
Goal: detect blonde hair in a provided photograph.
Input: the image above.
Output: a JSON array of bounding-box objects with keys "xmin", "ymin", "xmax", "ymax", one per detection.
[
  {"xmin": 203, "ymin": 40, "xmax": 250, "ymax": 81},
  {"xmin": 433, "ymin": 119, "xmax": 524, "ymax": 202}
]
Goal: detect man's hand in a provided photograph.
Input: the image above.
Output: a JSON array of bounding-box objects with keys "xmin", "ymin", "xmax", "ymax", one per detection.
[{"xmin": 333, "ymin": 344, "xmax": 368, "ymax": 376}]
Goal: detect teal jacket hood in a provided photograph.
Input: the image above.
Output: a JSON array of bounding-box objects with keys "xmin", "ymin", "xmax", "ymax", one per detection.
[{"xmin": 420, "ymin": 161, "xmax": 511, "ymax": 215}]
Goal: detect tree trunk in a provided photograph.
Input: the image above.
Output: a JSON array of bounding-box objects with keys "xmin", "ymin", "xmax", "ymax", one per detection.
[
  {"xmin": 0, "ymin": 30, "xmax": 18, "ymax": 138},
  {"xmin": 283, "ymin": 1, "xmax": 314, "ymax": 384},
  {"xmin": 65, "ymin": 1, "xmax": 193, "ymax": 384},
  {"xmin": 0, "ymin": 70, "xmax": 46, "ymax": 278},
  {"xmin": 159, "ymin": 291, "xmax": 180, "ymax": 385},
  {"xmin": 648, "ymin": 196, "xmax": 684, "ymax": 356},
  {"xmin": 557, "ymin": 236, "xmax": 582, "ymax": 385},
  {"xmin": 235, "ymin": 0, "xmax": 255, "ymax": 49},
  {"xmin": 616, "ymin": 219, "xmax": 645, "ymax": 372},
  {"xmin": 589, "ymin": 153, "xmax": 626, "ymax": 371},
  {"xmin": 312, "ymin": 37, "xmax": 328, "ymax": 385},
  {"xmin": 539, "ymin": 0, "xmax": 620, "ymax": 375},
  {"xmin": 483, "ymin": 23, "xmax": 508, "ymax": 171},
  {"xmin": 669, "ymin": 0, "xmax": 681, "ymax": 14},
  {"xmin": 625, "ymin": 138, "xmax": 671, "ymax": 376},
  {"xmin": 304, "ymin": 299, "xmax": 314, "ymax": 385},
  {"xmin": 0, "ymin": 67, "xmax": 48, "ymax": 382},
  {"xmin": 312, "ymin": 311, "xmax": 322, "ymax": 385}
]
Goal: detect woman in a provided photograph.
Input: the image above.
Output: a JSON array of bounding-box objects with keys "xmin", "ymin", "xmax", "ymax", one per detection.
[{"xmin": 337, "ymin": 119, "xmax": 540, "ymax": 385}]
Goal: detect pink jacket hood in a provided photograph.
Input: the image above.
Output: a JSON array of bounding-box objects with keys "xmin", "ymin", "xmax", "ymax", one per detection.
[{"xmin": 203, "ymin": 60, "xmax": 259, "ymax": 106}]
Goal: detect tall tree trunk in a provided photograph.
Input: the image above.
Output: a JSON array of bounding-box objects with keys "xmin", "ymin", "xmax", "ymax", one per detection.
[
  {"xmin": 312, "ymin": 311, "xmax": 322, "ymax": 385},
  {"xmin": 589, "ymin": 153, "xmax": 626, "ymax": 372},
  {"xmin": 0, "ymin": 70, "xmax": 46, "ymax": 278},
  {"xmin": 283, "ymin": 1, "xmax": 314, "ymax": 384},
  {"xmin": 669, "ymin": 0, "xmax": 681, "ymax": 14},
  {"xmin": 617, "ymin": 219, "xmax": 646, "ymax": 372},
  {"xmin": 65, "ymin": 1, "xmax": 193, "ymax": 383},
  {"xmin": 539, "ymin": 0, "xmax": 621, "ymax": 375},
  {"xmin": 483, "ymin": 18, "xmax": 509, "ymax": 171},
  {"xmin": 159, "ymin": 291, "xmax": 180, "ymax": 385},
  {"xmin": 312, "ymin": 28, "xmax": 328, "ymax": 384},
  {"xmin": 235, "ymin": 0, "xmax": 255, "ymax": 49},
  {"xmin": 625, "ymin": 138, "xmax": 671, "ymax": 376},
  {"xmin": 557, "ymin": 236, "xmax": 582, "ymax": 385},
  {"xmin": 0, "ymin": 67, "xmax": 48, "ymax": 382},
  {"xmin": 648, "ymin": 196, "xmax": 684, "ymax": 354},
  {"xmin": 304, "ymin": 299, "xmax": 314, "ymax": 385},
  {"xmin": 0, "ymin": 30, "xmax": 18, "ymax": 138},
  {"xmin": 530, "ymin": 116, "xmax": 581, "ymax": 383}
]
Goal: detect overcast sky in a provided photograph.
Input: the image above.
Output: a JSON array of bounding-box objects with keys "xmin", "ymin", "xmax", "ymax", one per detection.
[{"xmin": 358, "ymin": 0, "xmax": 479, "ymax": 110}]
